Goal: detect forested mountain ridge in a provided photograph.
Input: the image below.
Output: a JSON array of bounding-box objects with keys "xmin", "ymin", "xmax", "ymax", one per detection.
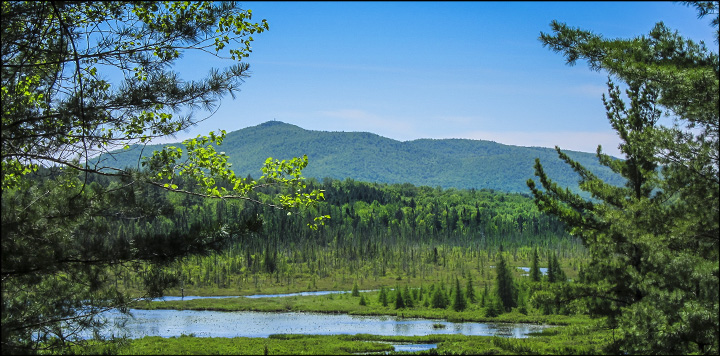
[{"xmin": 95, "ymin": 120, "xmax": 623, "ymax": 193}]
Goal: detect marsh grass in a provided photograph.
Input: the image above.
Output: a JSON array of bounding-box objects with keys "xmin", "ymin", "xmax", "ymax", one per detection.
[
  {"xmin": 75, "ymin": 334, "xmax": 394, "ymax": 355},
  {"xmin": 131, "ymin": 290, "xmax": 584, "ymax": 326},
  {"xmin": 69, "ymin": 318, "xmax": 611, "ymax": 355}
]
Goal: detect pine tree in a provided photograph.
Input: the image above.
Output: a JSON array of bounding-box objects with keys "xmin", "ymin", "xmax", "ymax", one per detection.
[
  {"xmin": 394, "ymin": 286, "xmax": 405, "ymax": 309},
  {"xmin": 547, "ymin": 252, "xmax": 557, "ymax": 283},
  {"xmin": 495, "ymin": 251, "xmax": 517, "ymax": 312},
  {"xmin": 517, "ymin": 285, "xmax": 529, "ymax": 315},
  {"xmin": 431, "ymin": 285, "xmax": 447, "ymax": 309},
  {"xmin": 484, "ymin": 295, "xmax": 502, "ymax": 317},
  {"xmin": 378, "ymin": 286, "xmax": 388, "ymax": 307},
  {"xmin": 530, "ymin": 247, "xmax": 541, "ymax": 282},
  {"xmin": 452, "ymin": 277, "xmax": 467, "ymax": 311},
  {"xmin": 528, "ymin": 2, "xmax": 719, "ymax": 353},
  {"xmin": 552, "ymin": 253, "xmax": 566, "ymax": 282},
  {"xmin": 0, "ymin": 2, "xmax": 325, "ymax": 353},
  {"xmin": 465, "ymin": 273, "xmax": 476, "ymax": 303},
  {"xmin": 403, "ymin": 286, "xmax": 414, "ymax": 308},
  {"xmin": 481, "ymin": 284, "xmax": 488, "ymax": 307}
]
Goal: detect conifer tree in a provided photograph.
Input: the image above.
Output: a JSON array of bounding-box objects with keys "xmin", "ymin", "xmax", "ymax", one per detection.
[
  {"xmin": 495, "ymin": 251, "xmax": 517, "ymax": 312},
  {"xmin": 552, "ymin": 253, "xmax": 566, "ymax": 282},
  {"xmin": 431, "ymin": 285, "xmax": 447, "ymax": 309},
  {"xmin": 530, "ymin": 247, "xmax": 541, "ymax": 282},
  {"xmin": 1, "ymin": 2, "xmax": 325, "ymax": 353},
  {"xmin": 465, "ymin": 273, "xmax": 477, "ymax": 303},
  {"xmin": 547, "ymin": 252, "xmax": 563, "ymax": 283},
  {"xmin": 484, "ymin": 295, "xmax": 502, "ymax": 317},
  {"xmin": 452, "ymin": 277, "xmax": 467, "ymax": 311},
  {"xmin": 394, "ymin": 286, "xmax": 405, "ymax": 309},
  {"xmin": 378, "ymin": 286, "xmax": 388, "ymax": 307},
  {"xmin": 517, "ymin": 284, "xmax": 529, "ymax": 315},
  {"xmin": 403, "ymin": 285, "xmax": 414, "ymax": 308},
  {"xmin": 481, "ymin": 284, "xmax": 488, "ymax": 307},
  {"xmin": 528, "ymin": 2, "xmax": 718, "ymax": 353}
]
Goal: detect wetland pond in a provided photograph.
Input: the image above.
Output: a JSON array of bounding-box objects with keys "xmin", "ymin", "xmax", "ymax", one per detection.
[
  {"xmin": 94, "ymin": 291, "xmax": 550, "ymax": 340},
  {"xmin": 152, "ymin": 289, "xmax": 374, "ymax": 301},
  {"xmin": 99, "ymin": 309, "xmax": 548, "ymax": 339}
]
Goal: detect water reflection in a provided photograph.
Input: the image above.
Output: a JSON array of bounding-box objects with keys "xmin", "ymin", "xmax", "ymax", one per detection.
[
  {"xmin": 244, "ymin": 290, "xmax": 376, "ymax": 299},
  {"xmin": 92, "ymin": 309, "xmax": 550, "ymax": 340},
  {"xmin": 153, "ymin": 290, "xmax": 376, "ymax": 302},
  {"xmin": 517, "ymin": 267, "xmax": 548, "ymax": 275}
]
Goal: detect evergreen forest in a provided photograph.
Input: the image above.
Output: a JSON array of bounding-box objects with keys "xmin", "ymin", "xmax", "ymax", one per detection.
[{"xmin": 8, "ymin": 167, "xmax": 578, "ymax": 294}]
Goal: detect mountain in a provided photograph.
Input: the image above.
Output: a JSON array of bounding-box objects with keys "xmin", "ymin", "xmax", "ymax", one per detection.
[{"xmin": 94, "ymin": 121, "xmax": 623, "ymax": 193}]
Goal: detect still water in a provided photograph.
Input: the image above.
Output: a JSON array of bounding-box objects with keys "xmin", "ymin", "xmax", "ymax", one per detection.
[
  {"xmin": 95, "ymin": 309, "xmax": 549, "ymax": 339},
  {"xmin": 517, "ymin": 267, "xmax": 548, "ymax": 275},
  {"xmin": 153, "ymin": 290, "xmax": 376, "ymax": 301}
]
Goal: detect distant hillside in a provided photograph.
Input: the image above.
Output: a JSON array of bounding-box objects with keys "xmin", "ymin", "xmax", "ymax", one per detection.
[{"xmin": 94, "ymin": 121, "xmax": 624, "ymax": 193}]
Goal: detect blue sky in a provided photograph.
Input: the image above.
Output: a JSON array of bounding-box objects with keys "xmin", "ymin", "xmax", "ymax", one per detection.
[{"xmin": 170, "ymin": 1, "xmax": 717, "ymax": 158}]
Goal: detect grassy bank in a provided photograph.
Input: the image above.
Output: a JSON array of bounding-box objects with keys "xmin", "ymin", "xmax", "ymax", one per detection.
[
  {"xmin": 131, "ymin": 290, "xmax": 582, "ymax": 326},
  {"xmin": 74, "ymin": 324, "xmax": 613, "ymax": 355}
]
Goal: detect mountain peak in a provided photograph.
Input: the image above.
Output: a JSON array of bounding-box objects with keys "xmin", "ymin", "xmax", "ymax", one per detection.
[
  {"xmin": 257, "ymin": 120, "xmax": 294, "ymax": 128},
  {"xmin": 98, "ymin": 121, "xmax": 623, "ymax": 193}
]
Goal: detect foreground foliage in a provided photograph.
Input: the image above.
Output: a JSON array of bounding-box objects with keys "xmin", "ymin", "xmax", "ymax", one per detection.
[
  {"xmin": 1, "ymin": 2, "xmax": 323, "ymax": 354},
  {"xmin": 528, "ymin": 2, "xmax": 719, "ymax": 354}
]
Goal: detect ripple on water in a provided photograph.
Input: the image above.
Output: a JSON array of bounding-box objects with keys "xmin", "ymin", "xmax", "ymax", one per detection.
[
  {"xmin": 152, "ymin": 290, "xmax": 377, "ymax": 301},
  {"xmin": 91, "ymin": 309, "xmax": 552, "ymax": 340}
]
